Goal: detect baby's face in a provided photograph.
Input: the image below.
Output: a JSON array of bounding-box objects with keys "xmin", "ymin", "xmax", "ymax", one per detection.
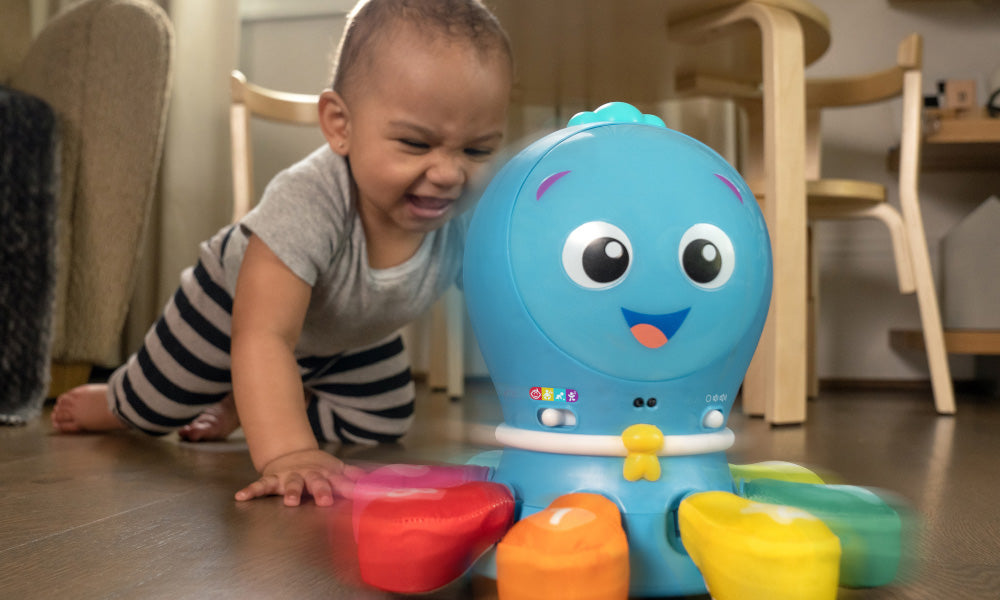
[{"xmin": 344, "ymin": 27, "xmax": 511, "ymax": 238}]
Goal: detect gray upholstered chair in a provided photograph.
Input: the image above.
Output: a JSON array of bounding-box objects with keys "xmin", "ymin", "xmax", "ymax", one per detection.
[{"xmin": 7, "ymin": 0, "xmax": 174, "ymax": 397}]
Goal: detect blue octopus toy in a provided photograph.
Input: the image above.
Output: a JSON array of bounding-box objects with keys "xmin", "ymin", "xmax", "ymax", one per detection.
[{"xmin": 352, "ymin": 103, "xmax": 907, "ymax": 600}]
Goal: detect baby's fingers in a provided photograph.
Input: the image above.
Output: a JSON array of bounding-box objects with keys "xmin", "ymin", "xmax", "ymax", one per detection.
[
  {"xmin": 232, "ymin": 474, "xmax": 308, "ymax": 506},
  {"xmin": 279, "ymin": 473, "xmax": 308, "ymax": 506},
  {"xmin": 303, "ymin": 473, "xmax": 335, "ymax": 507},
  {"xmin": 235, "ymin": 475, "xmax": 281, "ymax": 502}
]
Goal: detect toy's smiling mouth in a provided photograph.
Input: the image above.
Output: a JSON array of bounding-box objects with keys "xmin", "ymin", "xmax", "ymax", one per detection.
[{"xmin": 621, "ymin": 307, "xmax": 691, "ymax": 349}]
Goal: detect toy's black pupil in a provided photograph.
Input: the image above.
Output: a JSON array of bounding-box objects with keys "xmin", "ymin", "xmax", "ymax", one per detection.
[
  {"xmin": 583, "ymin": 237, "xmax": 629, "ymax": 283},
  {"xmin": 683, "ymin": 239, "xmax": 722, "ymax": 283}
]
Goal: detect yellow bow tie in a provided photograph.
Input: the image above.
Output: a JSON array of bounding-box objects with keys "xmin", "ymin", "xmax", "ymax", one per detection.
[{"xmin": 621, "ymin": 424, "xmax": 664, "ymax": 482}]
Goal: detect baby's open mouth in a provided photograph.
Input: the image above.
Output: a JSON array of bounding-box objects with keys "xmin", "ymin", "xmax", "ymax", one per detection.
[{"xmin": 408, "ymin": 194, "xmax": 453, "ymax": 218}]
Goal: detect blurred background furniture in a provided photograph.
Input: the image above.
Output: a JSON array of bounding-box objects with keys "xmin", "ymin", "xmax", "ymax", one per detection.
[
  {"xmin": 0, "ymin": 86, "xmax": 57, "ymax": 424},
  {"xmin": 803, "ymin": 33, "xmax": 954, "ymax": 414},
  {"xmin": 229, "ymin": 70, "xmax": 466, "ymax": 399},
  {"xmin": 4, "ymin": 0, "xmax": 174, "ymax": 397},
  {"xmin": 681, "ymin": 33, "xmax": 957, "ymax": 414},
  {"xmin": 893, "ymin": 107, "xmax": 1000, "ymax": 367}
]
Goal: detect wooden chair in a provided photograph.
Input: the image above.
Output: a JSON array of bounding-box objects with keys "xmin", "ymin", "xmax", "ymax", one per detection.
[
  {"xmin": 679, "ymin": 33, "xmax": 956, "ymax": 415},
  {"xmin": 229, "ymin": 70, "xmax": 465, "ymax": 398},
  {"xmin": 229, "ymin": 70, "xmax": 320, "ymax": 221},
  {"xmin": 804, "ymin": 33, "xmax": 954, "ymax": 414}
]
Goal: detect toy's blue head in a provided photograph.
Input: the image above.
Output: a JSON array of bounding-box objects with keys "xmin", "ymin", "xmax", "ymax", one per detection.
[{"xmin": 464, "ymin": 103, "xmax": 772, "ymax": 437}]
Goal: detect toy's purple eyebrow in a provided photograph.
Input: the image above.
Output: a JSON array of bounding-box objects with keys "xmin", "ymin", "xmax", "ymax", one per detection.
[
  {"xmin": 537, "ymin": 170, "xmax": 571, "ymax": 200},
  {"xmin": 715, "ymin": 173, "xmax": 743, "ymax": 204}
]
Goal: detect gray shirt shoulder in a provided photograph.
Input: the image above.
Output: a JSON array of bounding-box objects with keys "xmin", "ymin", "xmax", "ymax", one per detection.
[{"xmin": 202, "ymin": 145, "xmax": 466, "ymax": 357}]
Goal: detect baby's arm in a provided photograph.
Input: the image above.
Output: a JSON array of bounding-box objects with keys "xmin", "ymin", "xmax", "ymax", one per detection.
[{"xmin": 230, "ymin": 235, "xmax": 363, "ymax": 506}]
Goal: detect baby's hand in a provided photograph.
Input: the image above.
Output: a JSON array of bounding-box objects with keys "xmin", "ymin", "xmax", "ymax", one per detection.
[{"xmin": 235, "ymin": 449, "xmax": 365, "ymax": 506}]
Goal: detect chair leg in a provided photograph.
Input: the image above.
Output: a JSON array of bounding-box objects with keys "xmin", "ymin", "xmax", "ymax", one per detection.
[
  {"xmin": 897, "ymin": 68, "xmax": 955, "ymax": 414},
  {"xmin": 810, "ymin": 203, "xmax": 915, "ymax": 294},
  {"xmin": 807, "ymin": 225, "xmax": 819, "ymax": 398},
  {"xmin": 869, "ymin": 204, "xmax": 955, "ymax": 412},
  {"xmin": 909, "ymin": 242, "xmax": 956, "ymax": 415},
  {"xmin": 866, "ymin": 204, "xmax": 916, "ymax": 294},
  {"xmin": 807, "ymin": 204, "xmax": 954, "ymax": 414}
]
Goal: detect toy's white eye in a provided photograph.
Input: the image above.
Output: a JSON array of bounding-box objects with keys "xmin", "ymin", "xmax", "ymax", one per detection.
[
  {"xmin": 562, "ymin": 221, "xmax": 633, "ymax": 289},
  {"xmin": 679, "ymin": 223, "xmax": 734, "ymax": 289}
]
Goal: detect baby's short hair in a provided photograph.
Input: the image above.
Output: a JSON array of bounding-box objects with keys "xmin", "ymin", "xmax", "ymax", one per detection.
[{"xmin": 331, "ymin": 0, "xmax": 512, "ymax": 99}]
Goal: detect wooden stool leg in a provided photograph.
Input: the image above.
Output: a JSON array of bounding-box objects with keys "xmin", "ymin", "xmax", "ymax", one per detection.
[
  {"xmin": 747, "ymin": 3, "xmax": 809, "ymax": 424},
  {"xmin": 686, "ymin": 4, "xmax": 810, "ymax": 423},
  {"xmin": 429, "ymin": 286, "xmax": 465, "ymax": 400},
  {"xmin": 443, "ymin": 286, "xmax": 465, "ymax": 400},
  {"xmin": 741, "ymin": 102, "xmax": 767, "ymax": 418},
  {"xmin": 807, "ymin": 225, "xmax": 820, "ymax": 398},
  {"xmin": 48, "ymin": 362, "xmax": 92, "ymax": 399}
]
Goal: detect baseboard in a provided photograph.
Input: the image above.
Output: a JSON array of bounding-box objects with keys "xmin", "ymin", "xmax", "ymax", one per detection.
[{"xmin": 820, "ymin": 378, "xmax": 989, "ymax": 395}]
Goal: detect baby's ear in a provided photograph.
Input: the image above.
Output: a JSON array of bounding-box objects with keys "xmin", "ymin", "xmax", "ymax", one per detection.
[{"xmin": 319, "ymin": 90, "xmax": 350, "ymax": 156}]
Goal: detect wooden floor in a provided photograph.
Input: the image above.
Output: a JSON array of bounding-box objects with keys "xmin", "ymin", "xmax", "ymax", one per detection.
[{"xmin": 1, "ymin": 380, "xmax": 998, "ymax": 599}]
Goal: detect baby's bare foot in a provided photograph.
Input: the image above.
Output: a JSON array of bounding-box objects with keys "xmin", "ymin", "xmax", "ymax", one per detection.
[
  {"xmin": 51, "ymin": 384, "xmax": 126, "ymax": 433},
  {"xmin": 178, "ymin": 394, "xmax": 240, "ymax": 442}
]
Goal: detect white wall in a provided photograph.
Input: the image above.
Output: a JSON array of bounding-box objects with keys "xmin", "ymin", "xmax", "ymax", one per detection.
[
  {"xmin": 237, "ymin": 0, "xmax": 1000, "ymax": 382},
  {"xmin": 806, "ymin": 0, "xmax": 1000, "ymax": 381}
]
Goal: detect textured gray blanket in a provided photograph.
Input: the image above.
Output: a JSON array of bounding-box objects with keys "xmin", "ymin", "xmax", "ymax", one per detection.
[{"xmin": 0, "ymin": 85, "xmax": 58, "ymax": 425}]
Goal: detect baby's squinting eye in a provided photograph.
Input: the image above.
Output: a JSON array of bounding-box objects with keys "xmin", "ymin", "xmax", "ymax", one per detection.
[
  {"xmin": 562, "ymin": 221, "xmax": 633, "ymax": 289},
  {"xmin": 399, "ymin": 139, "xmax": 429, "ymax": 150},
  {"xmin": 678, "ymin": 223, "xmax": 734, "ymax": 289},
  {"xmin": 464, "ymin": 147, "xmax": 495, "ymax": 159}
]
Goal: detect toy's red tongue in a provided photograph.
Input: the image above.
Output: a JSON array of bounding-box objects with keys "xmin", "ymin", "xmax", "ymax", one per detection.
[{"xmin": 630, "ymin": 324, "xmax": 668, "ymax": 349}]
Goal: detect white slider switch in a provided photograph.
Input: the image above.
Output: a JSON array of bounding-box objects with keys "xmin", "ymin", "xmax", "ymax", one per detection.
[
  {"xmin": 539, "ymin": 407, "xmax": 578, "ymax": 428},
  {"xmin": 702, "ymin": 409, "xmax": 725, "ymax": 429}
]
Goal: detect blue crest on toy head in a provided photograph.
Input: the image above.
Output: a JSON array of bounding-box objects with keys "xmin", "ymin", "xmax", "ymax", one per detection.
[
  {"xmin": 568, "ymin": 102, "xmax": 667, "ymax": 128},
  {"xmin": 464, "ymin": 103, "xmax": 771, "ymax": 435}
]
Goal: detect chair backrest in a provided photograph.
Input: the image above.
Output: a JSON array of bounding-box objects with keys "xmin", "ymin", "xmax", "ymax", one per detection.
[
  {"xmin": 894, "ymin": 38, "xmax": 926, "ymax": 241},
  {"xmin": 806, "ymin": 33, "xmax": 921, "ymax": 109},
  {"xmin": 229, "ymin": 70, "xmax": 319, "ymax": 222},
  {"xmin": 804, "ymin": 34, "xmax": 923, "ymax": 182}
]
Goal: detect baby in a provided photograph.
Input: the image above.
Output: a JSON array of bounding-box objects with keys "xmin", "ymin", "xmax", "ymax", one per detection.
[{"xmin": 51, "ymin": 0, "xmax": 513, "ymax": 507}]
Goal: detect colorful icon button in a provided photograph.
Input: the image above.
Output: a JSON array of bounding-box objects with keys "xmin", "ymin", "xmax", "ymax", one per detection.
[{"xmin": 529, "ymin": 386, "xmax": 580, "ymax": 402}]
